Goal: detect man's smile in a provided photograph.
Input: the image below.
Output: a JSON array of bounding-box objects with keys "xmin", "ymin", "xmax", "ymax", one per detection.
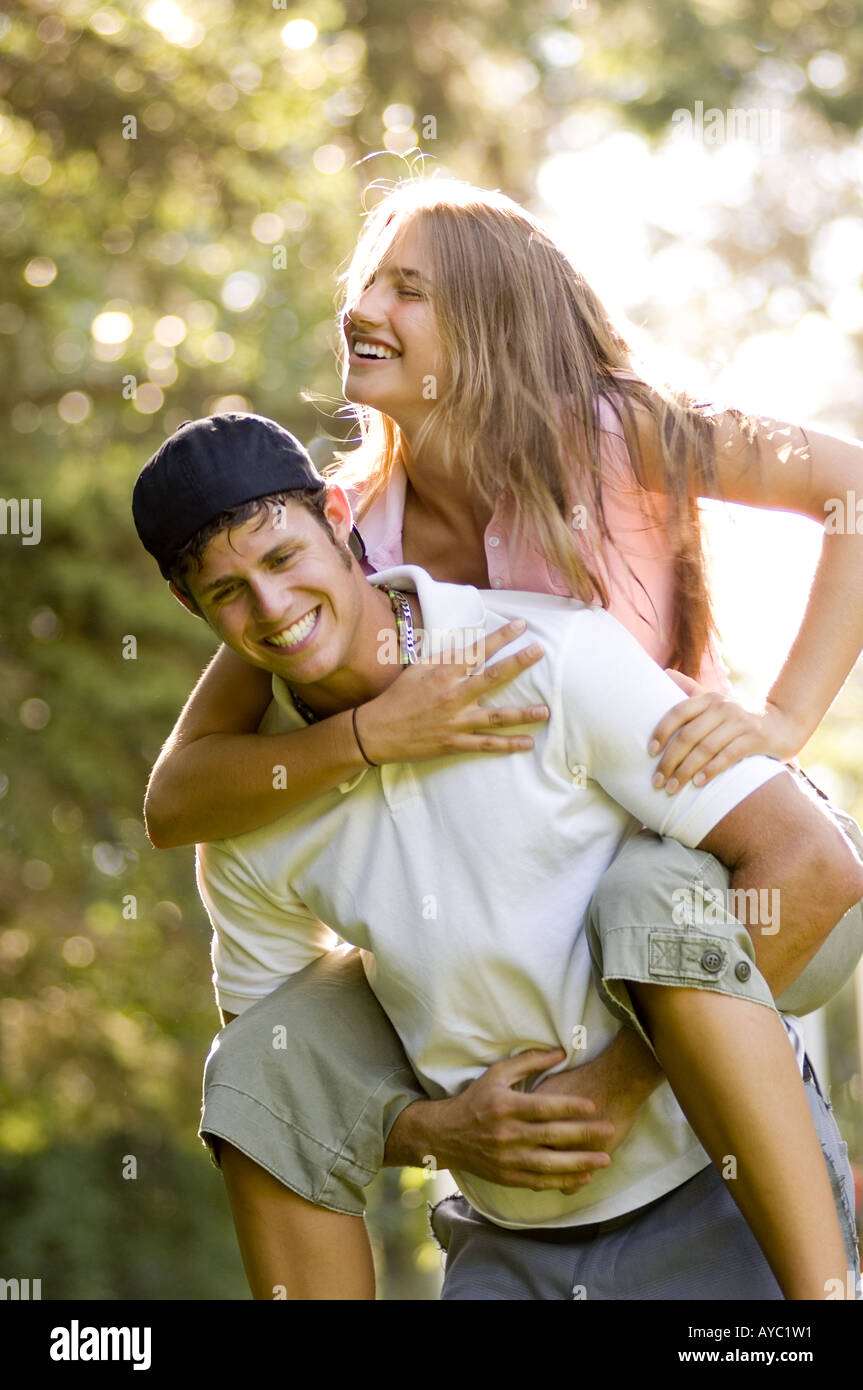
[{"xmin": 261, "ymin": 605, "xmax": 321, "ymax": 653}]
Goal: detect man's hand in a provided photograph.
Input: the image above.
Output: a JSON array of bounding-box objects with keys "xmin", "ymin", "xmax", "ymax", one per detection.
[
  {"xmin": 385, "ymin": 1048, "xmax": 614, "ymax": 1193},
  {"xmin": 532, "ymin": 1029, "xmax": 663, "ymax": 1156}
]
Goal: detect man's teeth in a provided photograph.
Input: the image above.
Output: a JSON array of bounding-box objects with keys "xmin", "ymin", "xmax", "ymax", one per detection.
[
  {"xmin": 265, "ymin": 608, "xmax": 319, "ymax": 649},
  {"xmin": 354, "ymin": 341, "xmax": 399, "ymax": 359}
]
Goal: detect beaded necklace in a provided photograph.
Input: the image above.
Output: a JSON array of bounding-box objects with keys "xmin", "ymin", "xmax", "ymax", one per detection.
[{"xmin": 289, "ymin": 588, "xmax": 417, "ymax": 725}]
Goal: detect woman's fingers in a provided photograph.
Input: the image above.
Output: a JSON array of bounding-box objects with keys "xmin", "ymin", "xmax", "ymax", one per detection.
[
  {"xmin": 476, "ymin": 641, "xmax": 546, "ymax": 691},
  {"xmin": 668, "ymin": 734, "xmax": 761, "ymax": 792},
  {"xmin": 689, "ymin": 736, "xmax": 762, "ymax": 788},
  {"xmin": 361, "ymin": 616, "xmax": 548, "ymax": 761},
  {"xmin": 647, "ymin": 693, "xmax": 715, "ymax": 759},
  {"xmin": 462, "ymin": 617, "xmax": 528, "ymax": 667},
  {"xmin": 481, "ymin": 703, "xmax": 550, "ymax": 728},
  {"xmin": 444, "ymin": 702, "xmax": 549, "ymax": 752},
  {"xmin": 653, "ymin": 704, "xmax": 760, "ymax": 790},
  {"xmin": 459, "ymin": 618, "xmax": 545, "ymax": 678}
]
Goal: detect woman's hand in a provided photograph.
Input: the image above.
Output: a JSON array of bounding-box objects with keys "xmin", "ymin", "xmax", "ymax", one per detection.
[
  {"xmin": 647, "ymin": 671, "xmax": 804, "ymax": 793},
  {"xmin": 355, "ymin": 618, "xmax": 551, "ymax": 765}
]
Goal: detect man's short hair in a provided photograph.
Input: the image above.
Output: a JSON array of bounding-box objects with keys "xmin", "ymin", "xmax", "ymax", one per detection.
[{"xmin": 170, "ymin": 488, "xmax": 350, "ymax": 603}]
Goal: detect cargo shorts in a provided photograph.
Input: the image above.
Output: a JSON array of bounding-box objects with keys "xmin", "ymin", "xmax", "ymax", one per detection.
[{"xmin": 586, "ymin": 773, "xmax": 863, "ymax": 1058}]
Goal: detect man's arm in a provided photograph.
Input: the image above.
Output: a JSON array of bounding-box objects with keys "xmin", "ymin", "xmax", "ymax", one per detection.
[{"xmin": 383, "ymin": 1047, "xmax": 617, "ymax": 1189}]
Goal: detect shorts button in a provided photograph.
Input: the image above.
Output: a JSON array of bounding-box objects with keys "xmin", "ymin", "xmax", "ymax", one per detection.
[
  {"xmin": 701, "ymin": 948, "xmax": 723, "ymax": 973},
  {"xmin": 735, "ymin": 960, "xmax": 751, "ymax": 982}
]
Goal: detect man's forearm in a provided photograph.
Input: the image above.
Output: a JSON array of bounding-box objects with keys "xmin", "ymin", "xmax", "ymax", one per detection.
[
  {"xmin": 581, "ymin": 1024, "xmax": 665, "ymax": 1102},
  {"xmin": 384, "ymin": 1097, "xmax": 454, "ymax": 1169}
]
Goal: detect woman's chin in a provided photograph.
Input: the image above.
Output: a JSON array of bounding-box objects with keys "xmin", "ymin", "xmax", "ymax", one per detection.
[{"xmin": 345, "ymin": 384, "xmax": 400, "ymax": 425}]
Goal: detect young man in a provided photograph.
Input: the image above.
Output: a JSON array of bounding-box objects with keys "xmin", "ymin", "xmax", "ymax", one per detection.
[{"xmin": 133, "ymin": 413, "xmax": 863, "ymax": 1300}]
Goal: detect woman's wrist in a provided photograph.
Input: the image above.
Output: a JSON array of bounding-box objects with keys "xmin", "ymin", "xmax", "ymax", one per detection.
[{"xmin": 762, "ymin": 698, "xmax": 813, "ymax": 762}]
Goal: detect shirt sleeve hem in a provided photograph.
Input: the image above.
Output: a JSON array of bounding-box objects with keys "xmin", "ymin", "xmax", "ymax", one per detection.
[{"xmin": 661, "ymin": 759, "xmax": 790, "ymax": 847}]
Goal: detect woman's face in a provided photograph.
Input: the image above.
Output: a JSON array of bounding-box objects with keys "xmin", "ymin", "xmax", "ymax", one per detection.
[{"xmin": 341, "ymin": 221, "xmax": 449, "ymax": 439}]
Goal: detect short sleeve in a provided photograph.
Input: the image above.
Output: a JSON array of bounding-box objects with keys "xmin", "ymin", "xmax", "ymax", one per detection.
[
  {"xmin": 196, "ymin": 841, "xmax": 340, "ymax": 1016},
  {"xmin": 560, "ymin": 607, "xmax": 787, "ymax": 847}
]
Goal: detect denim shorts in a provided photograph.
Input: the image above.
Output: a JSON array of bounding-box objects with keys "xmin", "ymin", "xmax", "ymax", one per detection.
[{"xmin": 428, "ymin": 1055, "xmax": 861, "ymax": 1300}]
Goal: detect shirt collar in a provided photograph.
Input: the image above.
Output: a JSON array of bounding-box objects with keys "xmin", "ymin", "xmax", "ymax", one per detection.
[{"xmin": 369, "ymin": 564, "xmax": 488, "ymax": 659}]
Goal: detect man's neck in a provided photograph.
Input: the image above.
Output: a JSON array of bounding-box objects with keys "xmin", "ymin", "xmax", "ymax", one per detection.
[{"xmin": 284, "ymin": 585, "xmax": 423, "ymax": 722}]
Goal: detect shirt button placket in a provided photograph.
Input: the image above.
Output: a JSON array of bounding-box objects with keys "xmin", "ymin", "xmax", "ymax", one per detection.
[{"xmin": 487, "ymin": 534, "xmax": 508, "ymax": 589}]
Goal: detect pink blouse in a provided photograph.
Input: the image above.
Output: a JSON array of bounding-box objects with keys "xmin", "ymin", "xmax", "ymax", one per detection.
[{"xmin": 348, "ymin": 396, "xmax": 732, "ymax": 694}]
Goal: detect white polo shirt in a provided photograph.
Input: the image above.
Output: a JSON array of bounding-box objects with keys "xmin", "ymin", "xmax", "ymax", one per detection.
[{"xmin": 197, "ymin": 565, "xmax": 787, "ymax": 1229}]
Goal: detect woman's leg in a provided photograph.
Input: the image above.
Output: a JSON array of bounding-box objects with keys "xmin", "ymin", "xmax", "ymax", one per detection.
[
  {"xmin": 628, "ymin": 978, "xmax": 851, "ymax": 1299},
  {"xmin": 587, "ymin": 830, "xmax": 860, "ymax": 1301},
  {"xmin": 199, "ymin": 948, "xmax": 426, "ymax": 1300},
  {"xmin": 218, "ymin": 1141, "xmax": 375, "ymax": 1300}
]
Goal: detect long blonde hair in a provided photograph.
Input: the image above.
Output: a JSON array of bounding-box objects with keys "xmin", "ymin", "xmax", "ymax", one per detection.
[{"xmin": 330, "ymin": 177, "xmax": 733, "ymax": 676}]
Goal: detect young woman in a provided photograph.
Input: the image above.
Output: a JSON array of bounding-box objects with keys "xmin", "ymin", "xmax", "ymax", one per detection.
[{"xmin": 147, "ymin": 179, "xmax": 863, "ymax": 1299}]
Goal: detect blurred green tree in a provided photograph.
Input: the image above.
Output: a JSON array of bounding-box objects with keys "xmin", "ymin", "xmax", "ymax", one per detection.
[{"xmin": 1, "ymin": 0, "xmax": 861, "ymax": 1298}]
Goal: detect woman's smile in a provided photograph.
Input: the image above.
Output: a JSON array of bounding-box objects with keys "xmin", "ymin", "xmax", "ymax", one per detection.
[{"xmin": 349, "ymin": 333, "xmax": 402, "ymax": 363}]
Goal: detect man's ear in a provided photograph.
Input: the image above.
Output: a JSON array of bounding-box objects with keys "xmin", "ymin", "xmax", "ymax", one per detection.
[
  {"xmin": 169, "ymin": 582, "xmax": 204, "ymax": 619},
  {"xmin": 321, "ymin": 484, "xmax": 354, "ymax": 549}
]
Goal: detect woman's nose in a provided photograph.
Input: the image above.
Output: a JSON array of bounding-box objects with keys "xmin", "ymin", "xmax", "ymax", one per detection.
[{"xmin": 348, "ymin": 281, "xmax": 386, "ymax": 327}]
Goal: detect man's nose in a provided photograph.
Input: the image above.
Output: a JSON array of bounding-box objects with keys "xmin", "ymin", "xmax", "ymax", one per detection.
[{"xmin": 250, "ymin": 581, "xmax": 287, "ymax": 622}]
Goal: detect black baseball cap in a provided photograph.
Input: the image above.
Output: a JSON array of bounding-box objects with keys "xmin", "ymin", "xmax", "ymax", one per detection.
[{"xmin": 132, "ymin": 412, "xmax": 366, "ymax": 579}]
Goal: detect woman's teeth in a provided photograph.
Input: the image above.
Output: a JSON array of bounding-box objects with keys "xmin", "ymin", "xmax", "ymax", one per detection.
[
  {"xmin": 353, "ymin": 342, "xmax": 399, "ymax": 359},
  {"xmin": 264, "ymin": 607, "xmax": 319, "ymax": 649}
]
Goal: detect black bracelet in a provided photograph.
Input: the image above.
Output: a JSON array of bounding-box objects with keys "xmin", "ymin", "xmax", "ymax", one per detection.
[{"xmin": 352, "ymin": 707, "xmax": 378, "ymax": 768}]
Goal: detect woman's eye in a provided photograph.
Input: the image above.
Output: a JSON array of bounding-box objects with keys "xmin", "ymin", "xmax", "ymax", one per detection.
[{"xmin": 397, "ymin": 286, "xmax": 423, "ymax": 299}]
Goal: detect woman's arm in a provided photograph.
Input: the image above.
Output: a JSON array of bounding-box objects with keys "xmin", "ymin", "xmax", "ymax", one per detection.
[
  {"xmin": 145, "ymin": 622, "xmax": 551, "ymax": 847},
  {"xmin": 645, "ymin": 412, "xmax": 863, "ymax": 789},
  {"xmin": 710, "ymin": 416, "xmax": 863, "ymax": 744},
  {"xmin": 144, "ymin": 644, "xmax": 365, "ymax": 847}
]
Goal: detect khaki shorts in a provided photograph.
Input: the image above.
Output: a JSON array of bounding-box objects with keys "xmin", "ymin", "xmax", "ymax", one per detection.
[
  {"xmin": 587, "ymin": 773, "xmax": 863, "ymax": 1056},
  {"xmin": 201, "ymin": 947, "xmax": 425, "ymax": 1215},
  {"xmin": 199, "ymin": 776, "xmax": 863, "ymax": 1215}
]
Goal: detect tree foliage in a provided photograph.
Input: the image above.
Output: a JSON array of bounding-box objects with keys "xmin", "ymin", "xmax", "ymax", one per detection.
[{"xmin": 1, "ymin": 0, "xmax": 861, "ymax": 1297}]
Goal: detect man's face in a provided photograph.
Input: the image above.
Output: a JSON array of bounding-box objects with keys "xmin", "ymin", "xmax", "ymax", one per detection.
[{"xmin": 182, "ymin": 493, "xmax": 364, "ymax": 688}]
